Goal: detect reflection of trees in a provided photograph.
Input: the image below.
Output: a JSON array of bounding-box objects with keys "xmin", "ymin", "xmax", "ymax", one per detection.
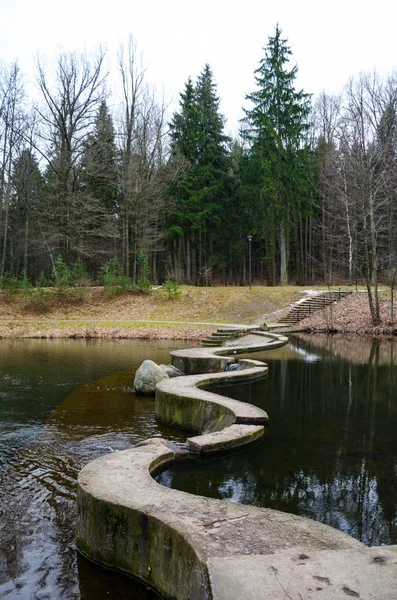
[
  {"xmin": 266, "ymin": 351, "xmax": 397, "ymax": 545},
  {"xmin": 292, "ymin": 333, "xmax": 397, "ymax": 366},
  {"xmin": 165, "ymin": 346, "xmax": 397, "ymax": 545}
]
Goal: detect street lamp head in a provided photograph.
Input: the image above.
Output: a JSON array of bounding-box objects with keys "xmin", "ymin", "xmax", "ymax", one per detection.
[{"xmin": 247, "ymin": 235, "xmax": 253, "ymax": 242}]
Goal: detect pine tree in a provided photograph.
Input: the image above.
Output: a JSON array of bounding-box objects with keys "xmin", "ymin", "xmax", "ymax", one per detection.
[
  {"xmin": 79, "ymin": 101, "xmax": 119, "ymax": 211},
  {"xmin": 242, "ymin": 24, "xmax": 313, "ymax": 284},
  {"xmin": 169, "ymin": 77, "xmax": 198, "ymax": 163},
  {"xmin": 10, "ymin": 149, "xmax": 44, "ymax": 278},
  {"xmin": 166, "ymin": 65, "xmax": 229, "ymax": 282}
]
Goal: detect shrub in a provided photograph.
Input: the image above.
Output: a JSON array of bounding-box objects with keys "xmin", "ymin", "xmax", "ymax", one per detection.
[
  {"xmin": 0, "ymin": 273, "xmax": 20, "ymax": 291},
  {"xmin": 52, "ymin": 256, "xmax": 71, "ymax": 288},
  {"xmin": 0, "ymin": 272, "xmax": 32, "ymax": 303},
  {"xmin": 23, "ymin": 288, "xmax": 52, "ymax": 313},
  {"xmin": 99, "ymin": 258, "xmax": 132, "ymax": 297},
  {"xmin": 71, "ymin": 258, "xmax": 91, "ymax": 286},
  {"xmin": 163, "ymin": 272, "xmax": 181, "ymax": 300},
  {"xmin": 137, "ymin": 250, "xmax": 151, "ymax": 293},
  {"xmin": 37, "ymin": 270, "xmax": 51, "ymax": 288},
  {"xmin": 65, "ymin": 287, "xmax": 90, "ymax": 304}
]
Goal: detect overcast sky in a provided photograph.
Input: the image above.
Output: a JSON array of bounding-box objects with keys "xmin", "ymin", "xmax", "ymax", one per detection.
[{"xmin": 1, "ymin": 0, "xmax": 396, "ymax": 133}]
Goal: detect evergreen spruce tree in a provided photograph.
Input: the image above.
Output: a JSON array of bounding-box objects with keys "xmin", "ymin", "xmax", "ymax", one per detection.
[
  {"xmin": 80, "ymin": 101, "xmax": 119, "ymax": 212},
  {"xmin": 169, "ymin": 77, "xmax": 198, "ymax": 163},
  {"xmin": 166, "ymin": 65, "xmax": 229, "ymax": 282},
  {"xmin": 10, "ymin": 149, "xmax": 44, "ymax": 278},
  {"xmin": 242, "ymin": 24, "xmax": 313, "ymax": 284}
]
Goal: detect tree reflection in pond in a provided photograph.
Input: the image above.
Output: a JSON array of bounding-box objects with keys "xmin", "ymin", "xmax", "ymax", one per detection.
[{"xmin": 157, "ymin": 335, "xmax": 397, "ymax": 546}]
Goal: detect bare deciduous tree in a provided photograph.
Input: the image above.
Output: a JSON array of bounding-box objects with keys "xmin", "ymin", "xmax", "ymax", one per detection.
[{"xmin": 35, "ymin": 50, "xmax": 106, "ymax": 264}]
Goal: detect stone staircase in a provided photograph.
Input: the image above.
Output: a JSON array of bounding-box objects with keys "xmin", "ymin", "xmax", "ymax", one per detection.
[
  {"xmin": 280, "ymin": 290, "xmax": 353, "ymax": 325},
  {"xmin": 200, "ymin": 326, "xmax": 258, "ymax": 347}
]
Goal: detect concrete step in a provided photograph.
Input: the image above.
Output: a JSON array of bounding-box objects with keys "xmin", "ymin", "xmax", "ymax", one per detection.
[
  {"xmin": 216, "ymin": 328, "xmax": 251, "ymax": 334},
  {"xmin": 211, "ymin": 333, "xmax": 235, "ymax": 338},
  {"xmin": 282, "ymin": 291, "xmax": 353, "ymax": 323}
]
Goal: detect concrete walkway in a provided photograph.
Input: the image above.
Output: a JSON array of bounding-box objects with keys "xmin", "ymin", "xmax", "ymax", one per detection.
[{"xmin": 76, "ymin": 331, "xmax": 397, "ymax": 599}]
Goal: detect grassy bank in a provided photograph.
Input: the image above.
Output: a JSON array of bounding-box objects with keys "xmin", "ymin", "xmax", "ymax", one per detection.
[{"xmin": 0, "ymin": 285, "xmax": 313, "ymax": 339}]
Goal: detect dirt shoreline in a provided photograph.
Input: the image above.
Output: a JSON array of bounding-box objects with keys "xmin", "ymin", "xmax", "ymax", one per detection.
[{"xmin": 0, "ymin": 322, "xmax": 213, "ymax": 341}]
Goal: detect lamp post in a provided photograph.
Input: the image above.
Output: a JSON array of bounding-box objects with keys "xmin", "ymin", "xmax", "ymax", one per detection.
[{"xmin": 247, "ymin": 235, "xmax": 253, "ymax": 290}]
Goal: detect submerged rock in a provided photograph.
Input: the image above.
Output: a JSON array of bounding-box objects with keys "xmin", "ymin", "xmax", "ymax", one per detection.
[
  {"xmin": 133, "ymin": 360, "xmax": 169, "ymax": 395},
  {"xmin": 224, "ymin": 362, "xmax": 243, "ymax": 372},
  {"xmin": 159, "ymin": 364, "xmax": 185, "ymax": 378}
]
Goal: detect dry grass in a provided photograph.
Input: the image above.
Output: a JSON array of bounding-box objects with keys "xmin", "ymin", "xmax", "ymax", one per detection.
[
  {"xmin": 0, "ymin": 285, "xmax": 310, "ymax": 322},
  {"xmin": 5, "ymin": 285, "xmax": 387, "ymax": 340},
  {"xmin": 0, "ymin": 285, "xmax": 313, "ymax": 340}
]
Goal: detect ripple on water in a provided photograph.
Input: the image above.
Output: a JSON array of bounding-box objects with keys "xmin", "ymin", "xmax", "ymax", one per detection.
[{"xmin": 0, "ymin": 339, "xmax": 189, "ymax": 599}]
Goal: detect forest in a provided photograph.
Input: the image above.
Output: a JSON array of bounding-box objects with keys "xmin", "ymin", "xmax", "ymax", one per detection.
[{"xmin": 1, "ymin": 26, "xmax": 396, "ymax": 319}]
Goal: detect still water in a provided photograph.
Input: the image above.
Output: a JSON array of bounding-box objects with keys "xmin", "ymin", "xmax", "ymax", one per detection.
[
  {"xmin": 158, "ymin": 335, "xmax": 397, "ymax": 547},
  {"xmin": 0, "ymin": 339, "xmax": 189, "ymax": 600},
  {"xmin": 1, "ymin": 336, "xmax": 397, "ymax": 599}
]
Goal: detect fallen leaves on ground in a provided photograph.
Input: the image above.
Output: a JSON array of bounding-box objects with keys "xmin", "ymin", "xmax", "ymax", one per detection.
[{"xmin": 299, "ymin": 293, "xmax": 397, "ymax": 335}]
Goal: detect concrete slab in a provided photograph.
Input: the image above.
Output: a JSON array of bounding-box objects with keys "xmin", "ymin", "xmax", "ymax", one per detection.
[
  {"xmin": 156, "ymin": 366, "xmax": 269, "ymax": 437},
  {"xmin": 76, "ymin": 330, "xmax": 396, "ymax": 600},
  {"xmin": 209, "ymin": 546, "xmax": 397, "ymax": 600},
  {"xmin": 170, "ymin": 332, "xmax": 289, "ymax": 375},
  {"xmin": 77, "ymin": 439, "xmax": 365, "ymax": 600},
  {"xmin": 187, "ymin": 424, "xmax": 265, "ymax": 453}
]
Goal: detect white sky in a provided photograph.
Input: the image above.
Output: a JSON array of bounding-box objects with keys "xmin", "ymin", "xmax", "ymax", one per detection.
[{"xmin": 1, "ymin": 0, "xmax": 396, "ymax": 134}]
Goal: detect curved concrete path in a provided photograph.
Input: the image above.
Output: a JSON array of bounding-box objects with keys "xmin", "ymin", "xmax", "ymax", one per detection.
[
  {"xmin": 77, "ymin": 439, "xmax": 369, "ymax": 600},
  {"xmin": 76, "ymin": 331, "xmax": 397, "ymax": 599},
  {"xmin": 155, "ymin": 331, "xmax": 287, "ymax": 453}
]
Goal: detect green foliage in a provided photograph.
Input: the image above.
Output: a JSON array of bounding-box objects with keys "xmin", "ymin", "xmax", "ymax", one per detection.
[
  {"xmin": 23, "ymin": 287, "xmax": 52, "ymax": 313},
  {"xmin": 64, "ymin": 287, "xmax": 90, "ymax": 305},
  {"xmin": 0, "ymin": 273, "xmax": 33, "ymax": 297},
  {"xmin": 137, "ymin": 250, "xmax": 151, "ymax": 293},
  {"xmin": 163, "ymin": 273, "xmax": 181, "ymax": 300},
  {"xmin": 37, "ymin": 270, "xmax": 51, "ymax": 288},
  {"xmin": 49, "ymin": 256, "xmax": 90, "ymax": 304},
  {"xmin": 166, "ymin": 65, "xmax": 230, "ymax": 272},
  {"xmin": 0, "ymin": 273, "xmax": 19, "ymax": 291},
  {"xmin": 99, "ymin": 258, "xmax": 132, "ymax": 297},
  {"xmin": 241, "ymin": 24, "xmax": 315, "ymax": 283},
  {"xmin": 79, "ymin": 101, "xmax": 119, "ymax": 211},
  {"xmin": 52, "ymin": 255, "xmax": 71, "ymax": 288},
  {"xmin": 71, "ymin": 258, "xmax": 91, "ymax": 286},
  {"xmin": 19, "ymin": 273, "xmax": 33, "ymax": 291}
]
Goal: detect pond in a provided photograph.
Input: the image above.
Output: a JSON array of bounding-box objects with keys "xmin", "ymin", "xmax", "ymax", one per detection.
[
  {"xmin": 0, "ymin": 339, "xmax": 189, "ymax": 600},
  {"xmin": 1, "ymin": 335, "xmax": 397, "ymax": 599},
  {"xmin": 158, "ymin": 334, "xmax": 397, "ymax": 547}
]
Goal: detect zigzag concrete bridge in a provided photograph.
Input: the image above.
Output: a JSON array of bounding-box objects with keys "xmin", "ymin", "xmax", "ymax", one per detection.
[{"xmin": 76, "ymin": 331, "xmax": 397, "ymax": 599}]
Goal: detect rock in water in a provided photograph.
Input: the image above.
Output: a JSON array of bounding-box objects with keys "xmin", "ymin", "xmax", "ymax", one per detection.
[
  {"xmin": 133, "ymin": 360, "xmax": 169, "ymax": 395},
  {"xmin": 159, "ymin": 364, "xmax": 185, "ymax": 378},
  {"xmin": 224, "ymin": 363, "xmax": 242, "ymax": 372}
]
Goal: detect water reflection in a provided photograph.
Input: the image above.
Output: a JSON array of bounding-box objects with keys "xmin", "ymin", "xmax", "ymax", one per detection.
[
  {"xmin": 0, "ymin": 339, "xmax": 187, "ymax": 599},
  {"xmin": 157, "ymin": 335, "xmax": 397, "ymax": 546}
]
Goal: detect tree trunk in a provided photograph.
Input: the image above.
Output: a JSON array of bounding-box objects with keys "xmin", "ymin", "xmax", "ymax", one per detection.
[
  {"xmin": 280, "ymin": 222, "xmax": 288, "ymax": 285},
  {"xmin": 0, "ymin": 185, "xmax": 10, "ymax": 277},
  {"xmin": 23, "ymin": 215, "xmax": 29, "ymax": 276},
  {"xmin": 186, "ymin": 236, "xmax": 191, "ymax": 283}
]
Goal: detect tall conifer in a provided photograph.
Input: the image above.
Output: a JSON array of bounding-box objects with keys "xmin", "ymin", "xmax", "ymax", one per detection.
[
  {"xmin": 167, "ymin": 65, "xmax": 229, "ymax": 282},
  {"xmin": 242, "ymin": 24, "xmax": 312, "ymax": 284}
]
